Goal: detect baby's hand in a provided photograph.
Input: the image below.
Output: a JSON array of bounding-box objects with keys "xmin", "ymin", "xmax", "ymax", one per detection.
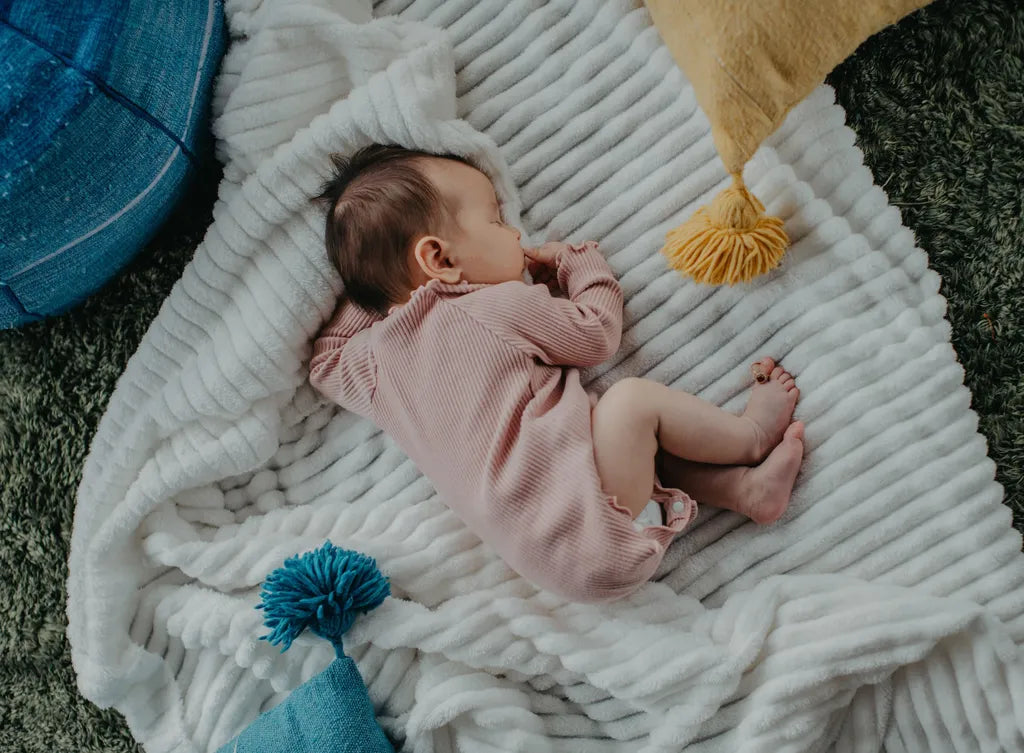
[
  {"xmin": 524, "ymin": 241, "xmax": 569, "ymax": 267},
  {"xmin": 527, "ymin": 259, "xmax": 559, "ymax": 294},
  {"xmin": 525, "ymin": 242, "xmax": 567, "ymax": 295}
]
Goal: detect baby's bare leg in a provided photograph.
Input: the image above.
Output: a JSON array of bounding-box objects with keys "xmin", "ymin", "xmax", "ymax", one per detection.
[
  {"xmin": 591, "ymin": 382, "xmax": 660, "ymax": 518},
  {"xmin": 592, "ymin": 370, "xmax": 801, "ymax": 520},
  {"xmin": 592, "ymin": 376, "xmax": 759, "ymax": 518},
  {"xmin": 655, "ymin": 423, "xmax": 806, "ymax": 524}
]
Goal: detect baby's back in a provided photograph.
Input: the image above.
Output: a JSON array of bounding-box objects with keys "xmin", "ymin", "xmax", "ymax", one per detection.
[
  {"xmin": 372, "ymin": 278, "xmax": 545, "ymax": 499},
  {"xmin": 311, "ymin": 242, "xmax": 677, "ymax": 603}
]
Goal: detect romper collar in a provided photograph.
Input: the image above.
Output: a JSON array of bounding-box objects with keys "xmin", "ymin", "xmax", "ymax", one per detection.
[{"xmin": 386, "ymin": 278, "xmax": 495, "ymax": 316}]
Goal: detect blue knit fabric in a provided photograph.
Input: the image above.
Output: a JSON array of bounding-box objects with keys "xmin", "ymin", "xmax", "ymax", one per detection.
[
  {"xmin": 216, "ymin": 658, "xmax": 396, "ymax": 753},
  {"xmin": 0, "ymin": 0, "xmax": 226, "ymax": 328},
  {"xmin": 216, "ymin": 542, "xmax": 395, "ymax": 753}
]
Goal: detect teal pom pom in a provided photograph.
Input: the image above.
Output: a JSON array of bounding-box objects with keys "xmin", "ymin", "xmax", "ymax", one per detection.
[{"xmin": 256, "ymin": 541, "xmax": 390, "ymax": 654}]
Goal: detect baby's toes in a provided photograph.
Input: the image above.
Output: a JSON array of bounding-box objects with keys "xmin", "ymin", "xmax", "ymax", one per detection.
[{"xmin": 770, "ymin": 366, "xmax": 786, "ymax": 382}]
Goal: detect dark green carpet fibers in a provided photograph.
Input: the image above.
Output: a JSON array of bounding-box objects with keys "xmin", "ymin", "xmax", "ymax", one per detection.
[{"xmin": 1, "ymin": 0, "xmax": 1021, "ymax": 749}]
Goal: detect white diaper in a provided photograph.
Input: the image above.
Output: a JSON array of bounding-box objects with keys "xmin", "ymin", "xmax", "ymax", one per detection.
[{"xmin": 633, "ymin": 499, "xmax": 663, "ymax": 529}]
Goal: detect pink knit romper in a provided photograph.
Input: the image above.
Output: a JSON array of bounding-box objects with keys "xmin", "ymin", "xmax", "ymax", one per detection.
[{"xmin": 309, "ymin": 241, "xmax": 697, "ymax": 603}]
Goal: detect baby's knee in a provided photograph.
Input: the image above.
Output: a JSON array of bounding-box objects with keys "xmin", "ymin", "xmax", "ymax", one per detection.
[
  {"xmin": 596, "ymin": 377, "xmax": 656, "ymax": 423},
  {"xmin": 603, "ymin": 376, "xmax": 648, "ymax": 403}
]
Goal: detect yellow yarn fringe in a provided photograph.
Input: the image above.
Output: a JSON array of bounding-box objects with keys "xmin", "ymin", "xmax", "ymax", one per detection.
[{"xmin": 660, "ymin": 172, "xmax": 789, "ymax": 285}]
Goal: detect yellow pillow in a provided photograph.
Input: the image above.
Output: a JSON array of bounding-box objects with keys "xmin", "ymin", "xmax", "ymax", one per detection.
[{"xmin": 645, "ymin": 0, "xmax": 932, "ymax": 284}]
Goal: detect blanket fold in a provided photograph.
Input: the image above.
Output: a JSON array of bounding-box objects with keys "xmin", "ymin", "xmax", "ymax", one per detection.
[{"xmin": 67, "ymin": 0, "xmax": 1024, "ymax": 751}]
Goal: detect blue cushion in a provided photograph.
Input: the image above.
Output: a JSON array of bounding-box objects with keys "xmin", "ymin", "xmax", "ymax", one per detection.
[
  {"xmin": 0, "ymin": 0, "xmax": 226, "ymax": 328},
  {"xmin": 217, "ymin": 658, "xmax": 397, "ymax": 753},
  {"xmin": 216, "ymin": 542, "xmax": 397, "ymax": 753}
]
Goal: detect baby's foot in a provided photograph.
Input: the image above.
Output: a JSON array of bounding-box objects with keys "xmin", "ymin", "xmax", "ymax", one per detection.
[
  {"xmin": 742, "ymin": 357, "xmax": 799, "ymax": 463},
  {"xmin": 740, "ymin": 421, "xmax": 805, "ymax": 524}
]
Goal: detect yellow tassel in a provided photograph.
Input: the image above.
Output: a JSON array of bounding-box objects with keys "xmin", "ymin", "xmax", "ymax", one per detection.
[{"xmin": 660, "ymin": 172, "xmax": 788, "ymax": 285}]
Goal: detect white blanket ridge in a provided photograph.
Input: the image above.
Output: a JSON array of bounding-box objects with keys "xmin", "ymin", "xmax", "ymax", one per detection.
[{"xmin": 67, "ymin": 1, "xmax": 1024, "ymax": 751}]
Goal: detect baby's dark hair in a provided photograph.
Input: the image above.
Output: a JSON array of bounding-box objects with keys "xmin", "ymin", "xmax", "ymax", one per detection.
[{"xmin": 312, "ymin": 144, "xmax": 475, "ymax": 315}]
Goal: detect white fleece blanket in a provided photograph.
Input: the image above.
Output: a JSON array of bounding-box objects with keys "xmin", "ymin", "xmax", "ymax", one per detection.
[{"xmin": 67, "ymin": 0, "xmax": 1024, "ymax": 751}]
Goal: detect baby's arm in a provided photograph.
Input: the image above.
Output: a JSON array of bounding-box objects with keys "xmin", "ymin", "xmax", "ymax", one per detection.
[
  {"xmin": 456, "ymin": 240, "xmax": 623, "ymax": 367},
  {"xmin": 308, "ymin": 297, "xmax": 385, "ymax": 416}
]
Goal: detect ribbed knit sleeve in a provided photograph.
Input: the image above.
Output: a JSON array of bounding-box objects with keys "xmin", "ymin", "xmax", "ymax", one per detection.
[
  {"xmin": 308, "ymin": 298, "xmax": 384, "ymax": 418},
  {"xmin": 453, "ymin": 241, "xmax": 624, "ymax": 367}
]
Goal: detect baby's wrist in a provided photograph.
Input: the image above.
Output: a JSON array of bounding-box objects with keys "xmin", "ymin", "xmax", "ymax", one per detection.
[{"xmin": 559, "ymin": 240, "xmax": 596, "ymax": 263}]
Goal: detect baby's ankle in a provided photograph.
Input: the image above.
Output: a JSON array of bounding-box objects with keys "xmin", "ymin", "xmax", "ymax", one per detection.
[{"xmin": 739, "ymin": 416, "xmax": 770, "ymax": 465}]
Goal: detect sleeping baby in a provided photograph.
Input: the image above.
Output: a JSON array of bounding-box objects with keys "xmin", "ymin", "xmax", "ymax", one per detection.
[{"xmin": 308, "ymin": 144, "xmax": 805, "ymax": 603}]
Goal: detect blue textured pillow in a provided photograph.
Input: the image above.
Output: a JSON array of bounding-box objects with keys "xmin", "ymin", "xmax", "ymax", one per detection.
[
  {"xmin": 0, "ymin": 0, "xmax": 226, "ymax": 328},
  {"xmin": 215, "ymin": 542, "xmax": 396, "ymax": 753},
  {"xmin": 219, "ymin": 658, "xmax": 396, "ymax": 753}
]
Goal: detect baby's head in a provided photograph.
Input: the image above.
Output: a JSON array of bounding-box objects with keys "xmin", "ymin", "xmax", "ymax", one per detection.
[{"xmin": 314, "ymin": 144, "xmax": 525, "ymax": 315}]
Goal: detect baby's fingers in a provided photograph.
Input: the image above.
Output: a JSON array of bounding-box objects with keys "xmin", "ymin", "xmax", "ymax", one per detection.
[
  {"xmin": 523, "ymin": 246, "xmax": 544, "ymax": 262},
  {"xmin": 524, "ymin": 241, "xmax": 565, "ymax": 265}
]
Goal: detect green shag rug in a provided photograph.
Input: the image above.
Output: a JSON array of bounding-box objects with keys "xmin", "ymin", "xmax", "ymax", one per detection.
[{"xmin": 1, "ymin": 0, "xmax": 1021, "ymax": 749}]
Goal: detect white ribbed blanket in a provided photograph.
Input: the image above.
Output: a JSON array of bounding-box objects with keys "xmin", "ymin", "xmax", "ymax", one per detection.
[{"xmin": 67, "ymin": 0, "xmax": 1024, "ymax": 751}]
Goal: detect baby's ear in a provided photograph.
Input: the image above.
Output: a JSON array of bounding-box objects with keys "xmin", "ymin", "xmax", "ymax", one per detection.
[{"xmin": 413, "ymin": 235, "xmax": 460, "ymax": 283}]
